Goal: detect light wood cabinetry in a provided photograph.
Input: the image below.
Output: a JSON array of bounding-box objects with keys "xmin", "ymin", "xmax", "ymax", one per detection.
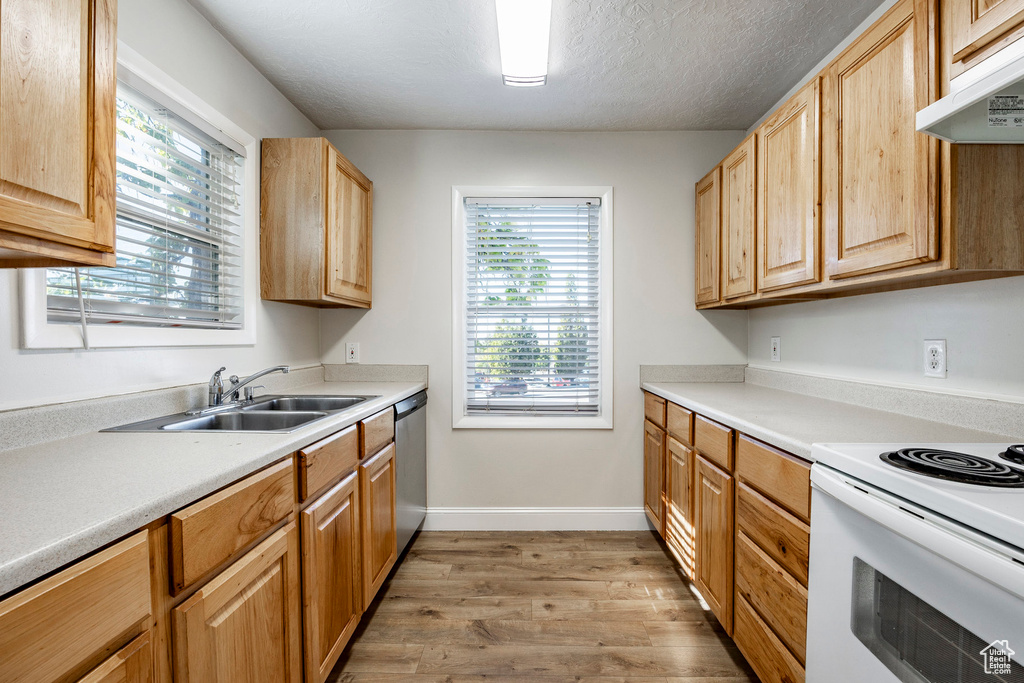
[
  {"xmin": 0, "ymin": 0, "xmax": 117, "ymax": 269},
  {"xmin": 950, "ymin": 0, "xmax": 1024, "ymax": 68},
  {"xmin": 79, "ymin": 632, "xmax": 153, "ymax": 683},
  {"xmin": 298, "ymin": 424, "xmax": 359, "ymax": 502},
  {"xmin": 172, "ymin": 523, "xmax": 303, "ymax": 683},
  {"xmin": 0, "ymin": 531, "xmax": 151, "ymax": 683},
  {"xmin": 665, "ymin": 436, "xmax": 695, "ymax": 579},
  {"xmin": 694, "ymin": 167, "xmax": 722, "ymax": 305},
  {"xmin": 823, "ymin": 0, "xmax": 940, "ymax": 280},
  {"xmin": 360, "ymin": 441, "xmax": 398, "ymax": 607},
  {"xmin": 360, "ymin": 407, "xmax": 395, "ymax": 459},
  {"xmin": 756, "ymin": 80, "xmax": 821, "ymax": 293},
  {"xmin": 261, "ymin": 137, "xmax": 373, "ymax": 308},
  {"xmin": 734, "ymin": 595, "xmax": 805, "ymax": 683},
  {"xmin": 643, "ymin": 418, "xmax": 666, "ymax": 533},
  {"xmin": 694, "ymin": 454, "xmax": 735, "ymax": 635},
  {"xmin": 301, "ymin": 472, "xmax": 362, "ymax": 683},
  {"xmin": 721, "ymin": 135, "xmax": 757, "ymax": 299}
]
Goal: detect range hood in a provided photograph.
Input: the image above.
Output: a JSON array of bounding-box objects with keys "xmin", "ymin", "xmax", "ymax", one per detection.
[{"xmin": 917, "ymin": 39, "xmax": 1024, "ymax": 143}]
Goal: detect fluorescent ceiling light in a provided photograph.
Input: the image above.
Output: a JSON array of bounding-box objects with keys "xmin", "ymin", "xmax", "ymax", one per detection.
[{"xmin": 495, "ymin": 0, "xmax": 551, "ymax": 87}]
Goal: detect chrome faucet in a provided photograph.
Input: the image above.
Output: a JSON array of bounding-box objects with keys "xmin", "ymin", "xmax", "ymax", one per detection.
[{"xmin": 208, "ymin": 365, "xmax": 290, "ymax": 407}]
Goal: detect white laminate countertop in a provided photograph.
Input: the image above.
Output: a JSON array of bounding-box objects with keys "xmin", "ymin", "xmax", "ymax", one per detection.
[
  {"xmin": 642, "ymin": 381, "xmax": 1017, "ymax": 461},
  {"xmin": 0, "ymin": 381, "xmax": 425, "ymax": 597}
]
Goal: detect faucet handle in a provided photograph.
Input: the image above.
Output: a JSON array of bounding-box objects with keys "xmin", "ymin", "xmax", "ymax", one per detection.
[{"xmin": 243, "ymin": 385, "xmax": 266, "ymax": 402}]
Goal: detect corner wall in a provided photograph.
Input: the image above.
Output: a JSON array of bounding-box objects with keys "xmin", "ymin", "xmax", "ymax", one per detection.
[
  {"xmin": 319, "ymin": 130, "xmax": 747, "ymax": 515},
  {"xmin": 0, "ymin": 0, "xmax": 322, "ymax": 411}
]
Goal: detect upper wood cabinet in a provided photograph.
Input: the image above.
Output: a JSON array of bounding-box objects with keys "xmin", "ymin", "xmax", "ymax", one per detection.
[
  {"xmin": 173, "ymin": 522, "xmax": 303, "ymax": 683},
  {"xmin": 261, "ymin": 137, "xmax": 373, "ymax": 308},
  {"xmin": 950, "ymin": 0, "xmax": 1024, "ymax": 69},
  {"xmin": 756, "ymin": 80, "xmax": 821, "ymax": 293},
  {"xmin": 0, "ymin": 0, "xmax": 117, "ymax": 269},
  {"xmin": 823, "ymin": 0, "xmax": 940, "ymax": 280},
  {"xmin": 694, "ymin": 166, "xmax": 721, "ymax": 305},
  {"xmin": 721, "ymin": 135, "xmax": 757, "ymax": 300}
]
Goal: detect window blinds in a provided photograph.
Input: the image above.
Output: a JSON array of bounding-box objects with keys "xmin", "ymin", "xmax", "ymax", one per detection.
[
  {"xmin": 464, "ymin": 198, "xmax": 602, "ymax": 416},
  {"xmin": 46, "ymin": 82, "xmax": 245, "ymax": 329}
]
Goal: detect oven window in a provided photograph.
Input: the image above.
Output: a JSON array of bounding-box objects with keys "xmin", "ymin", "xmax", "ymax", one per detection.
[{"xmin": 851, "ymin": 558, "xmax": 1024, "ymax": 682}]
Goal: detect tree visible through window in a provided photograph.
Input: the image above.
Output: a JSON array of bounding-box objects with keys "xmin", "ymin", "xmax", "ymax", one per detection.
[{"xmin": 464, "ymin": 198, "xmax": 602, "ymax": 416}]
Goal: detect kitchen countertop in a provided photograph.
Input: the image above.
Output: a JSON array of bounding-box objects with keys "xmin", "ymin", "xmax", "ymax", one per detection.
[
  {"xmin": 0, "ymin": 381, "xmax": 424, "ymax": 598},
  {"xmin": 642, "ymin": 381, "xmax": 1017, "ymax": 461}
]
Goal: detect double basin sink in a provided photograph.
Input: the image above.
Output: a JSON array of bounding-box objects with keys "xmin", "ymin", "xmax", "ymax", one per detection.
[{"xmin": 104, "ymin": 395, "xmax": 380, "ymax": 433}]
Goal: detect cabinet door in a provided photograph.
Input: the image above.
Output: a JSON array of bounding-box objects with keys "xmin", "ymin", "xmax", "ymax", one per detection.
[
  {"xmin": 695, "ymin": 166, "xmax": 722, "ymax": 305},
  {"xmin": 78, "ymin": 631, "xmax": 152, "ymax": 683},
  {"xmin": 361, "ymin": 442, "xmax": 397, "ymax": 607},
  {"xmin": 665, "ymin": 437, "xmax": 695, "ymax": 579},
  {"xmin": 721, "ymin": 135, "xmax": 757, "ymax": 299},
  {"xmin": 823, "ymin": 0, "xmax": 939, "ymax": 280},
  {"xmin": 301, "ymin": 472, "xmax": 362, "ymax": 683},
  {"xmin": 694, "ymin": 454, "xmax": 735, "ymax": 635},
  {"xmin": 643, "ymin": 419, "xmax": 666, "ymax": 534},
  {"xmin": 326, "ymin": 144, "xmax": 373, "ymax": 306},
  {"xmin": 757, "ymin": 81, "xmax": 820, "ymax": 292},
  {"xmin": 173, "ymin": 523, "xmax": 302, "ymax": 683},
  {"xmin": 951, "ymin": 0, "xmax": 1024, "ymax": 62},
  {"xmin": 0, "ymin": 0, "xmax": 116, "ymax": 266}
]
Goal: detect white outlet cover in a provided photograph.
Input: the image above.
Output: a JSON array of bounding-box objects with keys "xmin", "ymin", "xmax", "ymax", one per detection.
[
  {"xmin": 923, "ymin": 339, "xmax": 946, "ymax": 378},
  {"xmin": 346, "ymin": 342, "xmax": 360, "ymax": 364},
  {"xmin": 770, "ymin": 336, "xmax": 781, "ymax": 362}
]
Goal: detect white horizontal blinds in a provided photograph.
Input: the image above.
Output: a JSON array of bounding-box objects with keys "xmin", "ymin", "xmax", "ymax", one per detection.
[
  {"xmin": 465, "ymin": 198, "xmax": 602, "ymax": 416},
  {"xmin": 46, "ymin": 81, "xmax": 245, "ymax": 328}
]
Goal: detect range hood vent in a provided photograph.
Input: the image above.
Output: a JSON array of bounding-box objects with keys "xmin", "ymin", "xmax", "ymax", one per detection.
[{"xmin": 917, "ymin": 39, "xmax": 1024, "ymax": 143}]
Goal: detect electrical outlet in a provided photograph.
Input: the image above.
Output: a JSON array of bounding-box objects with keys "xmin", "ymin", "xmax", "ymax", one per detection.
[
  {"xmin": 346, "ymin": 342, "xmax": 360, "ymax": 364},
  {"xmin": 771, "ymin": 337, "xmax": 781, "ymax": 362},
  {"xmin": 924, "ymin": 339, "xmax": 946, "ymax": 378}
]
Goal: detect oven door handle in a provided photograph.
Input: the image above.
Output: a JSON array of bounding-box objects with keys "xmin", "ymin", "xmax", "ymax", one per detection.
[{"xmin": 812, "ymin": 465, "xmax": 1024, "ymax": 601}]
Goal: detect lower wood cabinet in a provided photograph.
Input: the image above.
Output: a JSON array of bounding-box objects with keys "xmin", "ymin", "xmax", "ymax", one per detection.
[
  {"xmin": 301, "ymin": 472, "xmax": 363, "ymax": 683},
  {"xmin": 643, "ymin": 419, "xmax": 666, "ymax": 532},
  {"xmin": 79, "ymin": 631, "xmax": 154, "ymax": 683},
  {"xmin": 734, "ymin": 594, "xmax": 805, "ymax": 683},
  {"xmin": 665, "ymin": 436, "xmax": 695, "ymax": 579},
  {"xmin": 172, "ymin": 522, "xmax": 303, "ymax": 683},
  {"xmin": 694, "ymin": 454, "xmax": 735, "ymax": 635},
  {"xmin": 360, "ymin": 441, "xmax": 398, "ymax": 607}
]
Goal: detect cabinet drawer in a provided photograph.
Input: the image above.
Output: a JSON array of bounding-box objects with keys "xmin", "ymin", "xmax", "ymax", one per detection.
[
  {"xmin": 298, "ymin": 424, "xmax": 359, "ymax": 501},
  {"xmin": 171, "ymin": 459, "xmax": 294, "ymax": 594},
  {"xmin": 734, "ymin": 594, "xmax": 805, "ymax": 683},
  {"xmin": 735, "ymin": 530, "xmax": 808, "ymax": 664},
  {"xmin": 0, "ymin": 531, "xmax": 151, "ymax": 683},
  {"xmin": 78, "ymin": 631, "xmax": 153, "ymax": 683},
  {"xmin": 666, "ymin": 402, "xmax": 693, "ymax": 444},
  {"xmin": 694, "ymin": 415, "xmax": 734, "ymax": 471},
  {"xmin": 736, "ymin": 482, "xmax": 810, "ymax": 586},
  {"xmin": 360, "ymin": 407, "xmax": 395, "ymax": 458},
  {"xmin": 644, "ymin": 392, "xmax": 666, "ymax": 428},
  {"xmin": 736, "ymin": 436, "xmax": 811, "ymax": 521}
]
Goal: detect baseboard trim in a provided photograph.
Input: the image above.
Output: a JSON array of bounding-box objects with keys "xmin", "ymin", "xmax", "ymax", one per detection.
[{"xmin": 422, "ymin": 507, "xmax": 650, "ymax": 531}]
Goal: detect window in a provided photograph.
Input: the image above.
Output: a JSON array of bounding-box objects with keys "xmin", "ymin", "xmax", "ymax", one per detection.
[
  {"xmin": 21, "ymin": 47, "xmax": 258, "ymax": 350},
  {"xmin": 45, "ymin": 80, "xmax": 245, "ymax": 329},
  {"xmin": 452, "ymin": 186, "xmax": 613, "ymax": 429}
]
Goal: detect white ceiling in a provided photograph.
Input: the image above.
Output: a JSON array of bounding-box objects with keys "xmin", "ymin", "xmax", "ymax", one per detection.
[{"xmin": 187, "ymin": 0, "xmax": 883, "ymax": 131}]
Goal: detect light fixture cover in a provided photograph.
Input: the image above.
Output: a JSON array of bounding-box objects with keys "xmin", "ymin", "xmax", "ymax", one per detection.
[{"xmin": 495, "ymin": 0, "xmax": 552, "ymax": 87}]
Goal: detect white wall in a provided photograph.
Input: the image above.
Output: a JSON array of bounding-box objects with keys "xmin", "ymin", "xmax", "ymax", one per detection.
[
  {"xmin": 319, "ymin": 130, "xmax": 747, "ymax": 510},
  {"xmin": 0, "ymin": 0, "xmax": 322, "ymax": 411}
]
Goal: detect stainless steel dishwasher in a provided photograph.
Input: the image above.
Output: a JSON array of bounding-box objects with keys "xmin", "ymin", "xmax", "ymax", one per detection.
[{"xmin": 394, "ymin": 390, "xmax": 427, "ymax": 555}]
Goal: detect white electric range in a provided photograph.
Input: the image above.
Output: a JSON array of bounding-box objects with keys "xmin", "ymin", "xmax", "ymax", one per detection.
[{"xmin": 806, "ymin": 443, "xmax": 1024, "ymax": 683}]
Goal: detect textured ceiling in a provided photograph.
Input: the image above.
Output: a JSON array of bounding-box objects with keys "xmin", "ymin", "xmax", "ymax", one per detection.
[{"xmin": 187, "ymin": 0, "xmax": 883, "ymax": 131}]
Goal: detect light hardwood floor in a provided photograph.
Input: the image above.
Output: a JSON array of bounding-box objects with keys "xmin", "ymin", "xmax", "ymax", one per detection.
[{"xmin": 328, "ymin": 530, "xmax": 758, "ymax": 681}]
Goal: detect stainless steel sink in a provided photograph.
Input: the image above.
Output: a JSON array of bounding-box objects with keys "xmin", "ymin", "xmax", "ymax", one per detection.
[
  {"xmin": 104, "ymin": 394, "xmax": 381, "ymax": 433},
  {"xmin": 244, "ymin": 396, "xmax": 370, "ymax": 412},
  {"xmin": 159, "ymin": 410, "xmax": 327, "ymax": 432}
]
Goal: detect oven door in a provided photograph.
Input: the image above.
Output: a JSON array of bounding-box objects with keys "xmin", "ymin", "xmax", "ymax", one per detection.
[{"xmin": 806, "ymin": 465, "xmax": 1024, "ymax": 683}]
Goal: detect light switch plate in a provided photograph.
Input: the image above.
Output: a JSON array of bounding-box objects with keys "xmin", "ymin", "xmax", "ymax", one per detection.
[
  {"xmin": 771, "ymin": 337, "xmax": 781, "ymax": 362},
  {"xmin": 346, "ymin": 342, "xmax": 360, "ymax": 364}
]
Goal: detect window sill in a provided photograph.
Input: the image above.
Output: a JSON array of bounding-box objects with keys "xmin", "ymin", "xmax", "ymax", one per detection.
[{"xmin": 453, "ymin": 414, "xmax": 613, "ymax": 430}]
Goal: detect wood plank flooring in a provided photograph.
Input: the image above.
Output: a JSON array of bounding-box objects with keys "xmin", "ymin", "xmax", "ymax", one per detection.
[{"xmin": 328, "ymin": 531, "xmax": 758, "ymax": 682}]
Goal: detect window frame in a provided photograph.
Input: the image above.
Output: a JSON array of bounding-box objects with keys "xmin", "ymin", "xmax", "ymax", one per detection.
[
  {"xmin": 19, "ymin": 42, "xmax": 258, "ymax": 349},
  {"xmin": 451, "ymin": 185, "xmax": 614, "ymax": 430}
]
